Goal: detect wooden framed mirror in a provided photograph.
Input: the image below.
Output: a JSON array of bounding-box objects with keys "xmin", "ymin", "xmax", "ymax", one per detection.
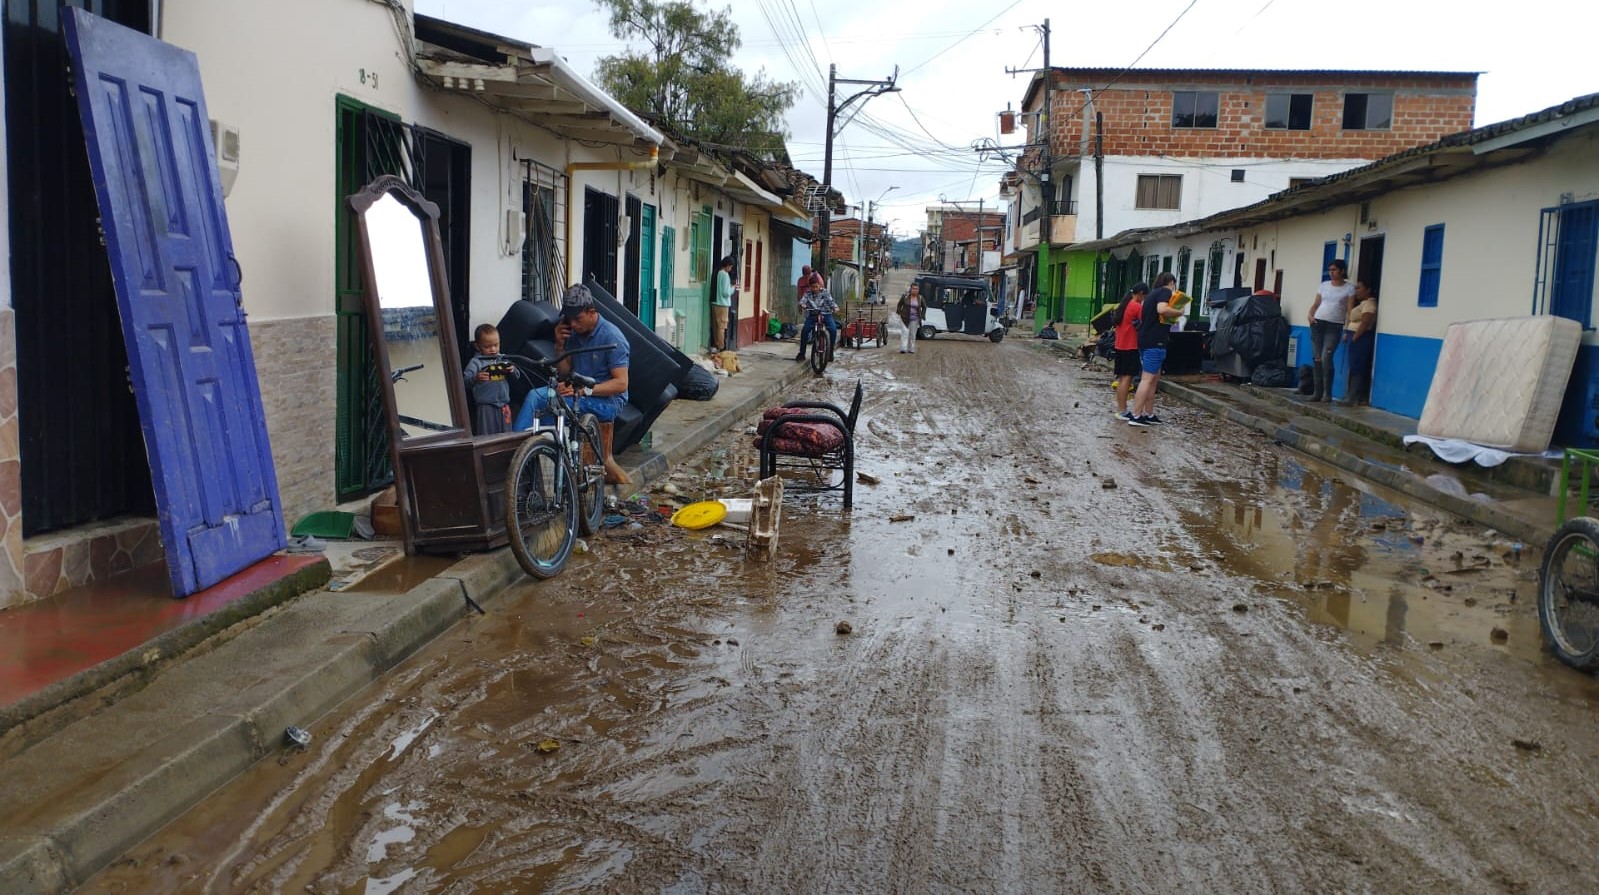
[{"xmin": 351, "ymin": 175, "xmax": 525, "ymax": 554}]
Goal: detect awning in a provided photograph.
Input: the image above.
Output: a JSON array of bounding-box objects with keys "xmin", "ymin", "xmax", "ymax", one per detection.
[
  {"xmin": 414, "ymin": 15, "xmax": 664, "ymax": 152},
  {"xmin": 725, "ymin": 171, "xmax": 783, "ymax": 208},
  {"xmin": 770, "ymin": 216, "xmax": 814, "ymax": 242}
]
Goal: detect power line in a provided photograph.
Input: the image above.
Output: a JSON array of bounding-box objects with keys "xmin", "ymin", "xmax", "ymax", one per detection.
[{"xmin": 901, "ymin": 0, "xmax": 1027, "ymax": 77}]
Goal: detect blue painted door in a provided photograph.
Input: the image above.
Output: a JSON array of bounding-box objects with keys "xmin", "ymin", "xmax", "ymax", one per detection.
[
  {"xmin": 64, "ymin": 9, "xmax": 286, "ymax": 596},
  {"xmin": 639, "ymin": 205, "xmax": 657, "ymax": 331},
  {"xmin": 1552, "ymin": 203, "xmax": 1599, "ymax": 327}
]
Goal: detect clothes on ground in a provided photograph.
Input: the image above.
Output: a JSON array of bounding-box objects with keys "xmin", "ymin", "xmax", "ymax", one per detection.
[
  {"xmin": 464, "ymin": 353, "xmax": 519, "ymax": 435},
  {"xmin": 1036, "ymin": 325, "xmax": 1059, "ymax": 340},
  {"xmin": 1402, "ymin": 434, "xmax": 1562, "ymax": 468},
  {"xmin": 1312, "ymin": 280, "xmax": 1355, "ymax": 324},
  {"xmin": 1137, "ymin": 288, "xmax": 1173, "ymax": 350}
]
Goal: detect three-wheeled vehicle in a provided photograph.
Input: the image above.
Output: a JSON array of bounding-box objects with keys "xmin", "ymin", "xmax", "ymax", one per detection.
[{"xmin": 911, "ymin": 275, "xmax": 1005, "ymax": 342}]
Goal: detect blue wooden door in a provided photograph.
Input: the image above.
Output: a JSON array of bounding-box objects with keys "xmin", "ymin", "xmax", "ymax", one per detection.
[
  {"xmin": 64, "ymin": 9, "xmax": 286, "ymax": 597},
  {"xmin": 639, "ymin": 205, "xmax": 657, "ymax": 331},
  {"xmin": 1552, "ymin": 203, "xmax": 1599, "ymax": 327}
]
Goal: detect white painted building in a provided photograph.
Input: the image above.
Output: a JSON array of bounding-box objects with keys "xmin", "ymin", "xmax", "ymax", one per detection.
[{"xmin": 1078, "ymin": 93, "xmax": 1599, "ymax": 441}]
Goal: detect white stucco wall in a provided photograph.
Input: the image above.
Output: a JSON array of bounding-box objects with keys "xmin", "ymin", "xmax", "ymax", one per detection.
[{"xmin": 1091, "ymin": 156, "xmax": 1369, "ymax": 238}]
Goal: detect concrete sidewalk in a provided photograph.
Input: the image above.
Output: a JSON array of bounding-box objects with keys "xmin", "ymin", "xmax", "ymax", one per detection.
[
  {"xmin": 1040, "ymin": 334, "xmax": 1563, "ymax": 547},
  {"xmin": 0, "ymin": 339, "xmax": 810, "ymax": 894}
]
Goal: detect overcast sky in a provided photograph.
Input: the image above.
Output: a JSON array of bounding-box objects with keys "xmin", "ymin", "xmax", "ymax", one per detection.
[{"xmin": 416, "ymin": 0, "xmax": 1598, "ymax": 236}]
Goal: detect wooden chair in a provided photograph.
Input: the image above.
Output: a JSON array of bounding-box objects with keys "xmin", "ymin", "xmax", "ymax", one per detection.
[{"xmin": 755, "ymin": 382, "xmax": 863, "ymax": 508}]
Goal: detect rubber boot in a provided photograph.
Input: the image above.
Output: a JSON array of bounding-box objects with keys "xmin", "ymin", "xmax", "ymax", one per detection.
[{"xmin": 599, "ymin": 421, "xmax": 630, "ymax": 485}]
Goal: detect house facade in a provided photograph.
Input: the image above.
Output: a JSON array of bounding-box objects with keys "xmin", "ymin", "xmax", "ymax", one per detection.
[
  {"xmin": 0, "ymin": 0, "xmax": 817, "ymax": 609},
  {"xmin": 1075, "ymin": 94, "xmax": 1599, "ymax": 442},
  {"xmin": 1009, "ymin": 67, "xmax": 1479, "ymax": 328}
]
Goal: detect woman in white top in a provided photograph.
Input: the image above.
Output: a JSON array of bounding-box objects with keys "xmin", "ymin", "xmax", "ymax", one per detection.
[{"xmin": 1305, "ymin": 259, "xmax": 1355, "ymax": 402}]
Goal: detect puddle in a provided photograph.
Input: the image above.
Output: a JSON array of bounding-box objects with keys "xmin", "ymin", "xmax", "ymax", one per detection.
[
  {"xmin": 343, "ymin": 555, "xmax": 458, "ymax": 594},
  {"xmin": 1174, "ymin": 455, "xmax": 1544, "ymax": 661}
]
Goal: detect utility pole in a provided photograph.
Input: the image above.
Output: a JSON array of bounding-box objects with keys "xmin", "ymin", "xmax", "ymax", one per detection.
[
  {"xmin": 821, "ymin": 64, "xmax": 899, "ymax": 279},
  {"xmin": 1039, "ymin": 18, "xmax": 1051, "ymax": 247},
  {"xmin": 1094, "ymin": 111, "xmax": 1105, "ymax": 240}
]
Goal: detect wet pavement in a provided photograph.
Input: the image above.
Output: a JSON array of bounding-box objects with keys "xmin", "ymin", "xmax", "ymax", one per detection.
[{"xmin": 83, "ymin": 337, "xmax": 1599, "ymax": 894}]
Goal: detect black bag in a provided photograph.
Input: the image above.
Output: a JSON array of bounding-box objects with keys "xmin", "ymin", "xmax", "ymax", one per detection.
[
  {"xmin": 1249, "ymin": 361, "xmax": 1294, "ymax": 388},
  {"xmin": 678, "ymin": 364, "xmax": 721, "ymax": 401}
]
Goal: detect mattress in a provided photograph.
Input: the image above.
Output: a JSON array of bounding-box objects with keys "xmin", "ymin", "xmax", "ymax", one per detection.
[{"xmin": 1417, "ymin": 315, "xmax": 1581, "ymax": 452}]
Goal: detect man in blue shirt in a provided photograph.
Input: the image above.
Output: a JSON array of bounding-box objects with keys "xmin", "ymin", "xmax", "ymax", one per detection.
[{"xmin": 515, "ymin": 284, "xmax": 632, "ymax": 482}]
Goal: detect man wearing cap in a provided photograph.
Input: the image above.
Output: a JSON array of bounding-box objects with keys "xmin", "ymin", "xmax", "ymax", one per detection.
[{"xmin": 515, "ymin": 284, "xmax": 632, "ymax": 484}]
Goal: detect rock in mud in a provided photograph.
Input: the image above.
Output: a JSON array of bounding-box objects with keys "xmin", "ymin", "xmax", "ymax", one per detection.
[
  {"xmin": 857, "ymin": 471, "xmax": 881, "ymax": 485},
  {"xmin": 835, "ymin": 621, "xmax": 853, "ymax": 636},
  {"xmin": 1490, "ymin": 627, "xmax": 1509, "ymax": 644},
  {"xmin": 1101, "ymin": 478, "xmax": 1118, "ymax": 490},
  {"xmin": 889, "ymin": 514, "xmax": 915, "ymax": 523},
  {"xmin": 1231, "ymin": 603, "xmax": 1249, "ymax": 614}
]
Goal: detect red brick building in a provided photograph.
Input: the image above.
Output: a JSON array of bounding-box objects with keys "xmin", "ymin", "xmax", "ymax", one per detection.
[{"xmin": 1007, "ymin": 68, "xmax": 1478, "ymax": 325}]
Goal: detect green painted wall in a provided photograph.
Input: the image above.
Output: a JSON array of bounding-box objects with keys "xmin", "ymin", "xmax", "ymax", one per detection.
[{"xmin": 672, "ymin": 286, "xmax": 707, "ymax": 352}]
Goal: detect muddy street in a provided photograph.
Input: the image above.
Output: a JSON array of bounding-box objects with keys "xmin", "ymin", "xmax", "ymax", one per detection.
[{"xmin": 87, "ymin": 338, "xmax": 1599, "ymax": 894}]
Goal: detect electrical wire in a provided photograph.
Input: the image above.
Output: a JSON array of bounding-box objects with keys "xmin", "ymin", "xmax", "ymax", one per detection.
[{"xmin": 901, "ymin": 0, "xmax": 1027, "ymax": 77}]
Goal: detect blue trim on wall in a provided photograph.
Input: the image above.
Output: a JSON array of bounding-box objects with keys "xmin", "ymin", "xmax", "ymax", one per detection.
[
  {"xmin": 1555, "ymin": 344, "xmax": 1599, "ymax": 449},
  {"xmin": 1371, "ymin": 332, "xmax": 1441, "ymax": 419},
  {"xmin": 1290, "ymin": 323, "xmax": 1350, "ymax": 400}
]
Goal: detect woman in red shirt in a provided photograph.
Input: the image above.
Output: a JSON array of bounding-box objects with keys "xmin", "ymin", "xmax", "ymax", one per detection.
[{"xmin": 1110, "ymin": 284, "xmax": 1148, "ymax": 419}]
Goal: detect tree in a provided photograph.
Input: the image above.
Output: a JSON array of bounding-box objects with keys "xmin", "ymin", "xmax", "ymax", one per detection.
[{"xmin": 593, "ymin": 0, "xmax": 797, "ymax": 155}]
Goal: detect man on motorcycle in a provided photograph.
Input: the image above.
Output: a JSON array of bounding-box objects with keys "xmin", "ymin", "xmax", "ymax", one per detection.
[{"xmin": 795, "ymin": 273, "xmax": 840, "ymax": 362}]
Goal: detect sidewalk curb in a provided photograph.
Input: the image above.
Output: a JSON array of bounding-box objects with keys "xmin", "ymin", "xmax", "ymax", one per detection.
[
  {"xmin": 0, "ymin": 557, "xmax": 332, "ymax": 758},
  {"xmin": 0, "ymin": 363, "xmax": 815, "ymax": 895},
  {"xmin": 1160, "ymin": 380, "xmax": 1552, "ymax": 546}
]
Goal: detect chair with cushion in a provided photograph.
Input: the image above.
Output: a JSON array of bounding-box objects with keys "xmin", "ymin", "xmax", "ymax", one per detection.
[{"xmin": 755, "ymin": 381, "xmax": 863, "ymax": 508}]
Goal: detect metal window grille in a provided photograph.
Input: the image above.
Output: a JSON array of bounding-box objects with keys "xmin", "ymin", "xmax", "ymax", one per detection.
[{"xmin": 1534, "ymin": 200, "xmax": 1599, "ymax": 327}]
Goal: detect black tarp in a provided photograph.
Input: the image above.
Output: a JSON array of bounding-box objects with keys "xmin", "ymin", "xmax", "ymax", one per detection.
[{"xmin": 1208, "ymin": 289, "xmax": 1290, "ymax": 379}]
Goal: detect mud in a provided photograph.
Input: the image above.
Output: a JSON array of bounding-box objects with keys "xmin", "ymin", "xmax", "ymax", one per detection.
[{"xmin": 85, "ymin": 338, "xmax": 1599, "ymax": 894}]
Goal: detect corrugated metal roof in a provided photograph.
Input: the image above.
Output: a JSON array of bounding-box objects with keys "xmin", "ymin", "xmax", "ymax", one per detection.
[{"xmin": 1047, "ymin": 67, "xmax": 1480, "ymax": 78}]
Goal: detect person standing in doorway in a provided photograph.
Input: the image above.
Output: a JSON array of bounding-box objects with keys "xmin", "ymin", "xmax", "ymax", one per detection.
[
  {"xmin": 1342, "ymin": 280, "xmax": 1378, "ymax": 405},
  {"xmin": 1129, "ymin": 274, "xmax": 1176, "ymax": 427},
  {"xmin": 711, "ymin": 255, "xmax": 735, "ymax": 353},
  {"xmin": 1306, "ymin": 259, "xmax": 1354, "ymax": 402}
]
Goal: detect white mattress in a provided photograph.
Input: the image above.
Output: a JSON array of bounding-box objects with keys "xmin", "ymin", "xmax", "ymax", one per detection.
[{"xmin": 1417, "ymin": 315, "xmax": 1581, "ymax": 453}]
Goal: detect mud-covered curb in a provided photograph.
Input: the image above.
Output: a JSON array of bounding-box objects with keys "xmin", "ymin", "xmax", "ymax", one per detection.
[
  {"xmin": 0, "ymin": 360, "xmax": 815, "ymax": 895},
  {"xmin": 1159, "ymin": 380, "xmax": 1553, "ymax": 546},
  {"xmin": 0, "ymin": 557, "xmax": 332, "ymax": 758}
]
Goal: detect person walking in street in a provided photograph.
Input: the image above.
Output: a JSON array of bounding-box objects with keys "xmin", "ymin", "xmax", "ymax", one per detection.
[
  {"xmin": 1306, "ymin": 259, "xmax": 1354, "ymax": 402},
  {"xmin": 896, "ymin": 282, "xmax": 923, "ymax": 354},
  {"xmin": 711, "ymin": 255, "xmax": 735, "ymax": 353},
  {"xmin": 1111, "ymin": 285, "xmax": 1147, "ymax": 420},
  {"xmin": 1129, "ymin": 274, "xmax": 1177, "ymax": 427},
  {"xmin": 1341, "ymin": 280, "xmax": 1378, "ymax": 406}
]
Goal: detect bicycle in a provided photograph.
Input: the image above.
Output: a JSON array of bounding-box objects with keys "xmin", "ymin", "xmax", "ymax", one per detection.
[
  {"xmin": 1539, "ymin": 448, "xmax": 1599, "ymax": 670},
  {"xmin": 501, "ymin": 345, "xmax": 613, "ymax": 579},
  {"xmin": 802, "ymin": 310, "xmax": 837, "ymax": 375}
]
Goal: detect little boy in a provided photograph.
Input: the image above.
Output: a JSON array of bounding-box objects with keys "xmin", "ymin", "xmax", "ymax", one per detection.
[{"xmin": 463, "ymin": 323, "xmax": 519, "ymax": 435}]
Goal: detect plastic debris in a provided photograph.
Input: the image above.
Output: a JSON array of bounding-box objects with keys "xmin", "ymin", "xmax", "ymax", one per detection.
[
  {"xmin": 535, "ymin": 739, "xmax": 560, "ymax": 754},
  {"xmin": 285, "ymin": 726, "xmax": 312, "ymax": 750}
]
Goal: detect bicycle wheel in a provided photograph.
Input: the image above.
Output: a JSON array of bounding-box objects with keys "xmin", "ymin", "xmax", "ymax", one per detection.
[
  {"xmin": 1538, "ymin": 517, "xmax": 1599, "ymax": 671},
  {"xmin": 810, "ymin": 330, "xmax": 829, "ymax": 374},
  {"xmin": 506, "ymin": 434, "xmax": 579, "ymax": 579},
  {"xmin": 573, "ymin": 413, "xmax": 606, "ymax": 536}
]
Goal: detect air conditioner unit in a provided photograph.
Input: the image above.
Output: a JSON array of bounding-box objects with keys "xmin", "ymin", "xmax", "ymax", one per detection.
[
  {"xmin": 504, "ymin": 209, "xmax": 524, "ymax": 252},
  {"xmin": 209, "ymin": 118, "xmax": 240, "ymax": 197}
]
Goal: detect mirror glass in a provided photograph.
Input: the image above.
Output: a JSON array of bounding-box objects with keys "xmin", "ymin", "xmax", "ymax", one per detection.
[{"xmin": 363, "ymin": 192, "xmax": 456, "ymax": 438}]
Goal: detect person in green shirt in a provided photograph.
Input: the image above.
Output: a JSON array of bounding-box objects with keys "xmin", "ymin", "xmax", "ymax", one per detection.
[{"xmin": 711, "ymin": 255, "xmax": 735, "ymax": 352}]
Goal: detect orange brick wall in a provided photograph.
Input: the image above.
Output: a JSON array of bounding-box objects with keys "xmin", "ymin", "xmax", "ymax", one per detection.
[{"xmin": 1040, "ymin": 72, "xmax": 1476, "ymax": 160}]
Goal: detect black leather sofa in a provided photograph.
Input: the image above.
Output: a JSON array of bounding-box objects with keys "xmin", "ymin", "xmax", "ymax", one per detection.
[{"xmin": 495, "ymin": 279, "xmax": 694, "ymax": 453}]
